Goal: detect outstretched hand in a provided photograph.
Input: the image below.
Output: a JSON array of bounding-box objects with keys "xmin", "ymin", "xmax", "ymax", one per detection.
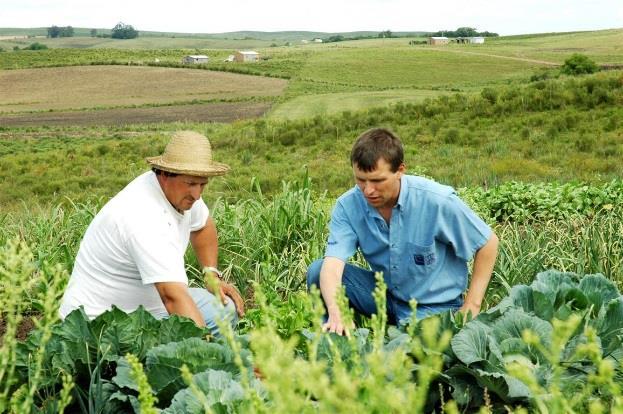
[
  {"xmin": 458, "ymin": 302, "xmax": 480, "ymax": 320},
  {"xmin": 323, "ymin": 307, "xmax": 352, "ymax": 337}
]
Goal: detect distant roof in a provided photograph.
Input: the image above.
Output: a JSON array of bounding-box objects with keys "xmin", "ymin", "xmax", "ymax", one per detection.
[
  {"xmin": 430, "ymin": 36, "xmax": 448, "ymax": 40},
  {"xmin": 238, "ymin": 50, "xmax": 259, "ymax": 55}
]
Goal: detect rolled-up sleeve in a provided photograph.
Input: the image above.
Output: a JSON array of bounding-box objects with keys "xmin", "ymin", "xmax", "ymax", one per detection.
[{"xmin": 325, "ymin": 200, "xmax": 358, "ymax": 262}]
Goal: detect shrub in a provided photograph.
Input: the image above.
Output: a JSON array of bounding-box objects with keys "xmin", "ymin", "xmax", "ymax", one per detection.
[
  {"xmin": 22, "ymin": 42, "xmax": 48, "ymax": 51},
  {"xmin": 443, "ymin": 128, "xmax": 460, "ymax": 144},
  {"xmin": 561, "ymin": 53, "xmax": 598, "ymax": 76}
]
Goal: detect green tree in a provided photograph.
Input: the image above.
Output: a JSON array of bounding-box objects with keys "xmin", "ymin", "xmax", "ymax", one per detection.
[
  {"xmin": 59, "ymin": 26, "xmax": 74, "ymax": 37},
  {"xmin": 561, "ymin": 53, "xmax": 599, "ymax": 75},
  {"xmin": 90, "ymin": 28, "xmax": 97, "ymax": 37},
  {"xmin": 378, "ymin": 30, "xmax": 393, "ymax": 38},
  {"xmin": 455, "ymin": 27, "xmax": 478, "ymax": 37},
  {"xmin": 47, "ymin": 25, "xmax": 61, "ymax": 38},
  {"xmin": 111, "ymin": 22, "xmax": 139, "ymax": 39}
]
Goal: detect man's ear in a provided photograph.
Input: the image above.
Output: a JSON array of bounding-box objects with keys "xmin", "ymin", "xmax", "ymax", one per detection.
[{"xmin": 397, "ymin": 163, "xmax": 406, "ymax": 176}]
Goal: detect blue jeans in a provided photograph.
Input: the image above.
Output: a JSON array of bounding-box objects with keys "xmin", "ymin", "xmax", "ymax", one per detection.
[
  {"xmin": 306, "ymin": 259, "xmax": 463, "ymax": 325},
  {"xmin": 154, "ymin": 287, "xmax": 238, "ymax": 337}
]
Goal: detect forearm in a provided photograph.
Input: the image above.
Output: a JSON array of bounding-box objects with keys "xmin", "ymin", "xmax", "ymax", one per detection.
[
  {"xmin": 161, "ymin": 292, "xmax": 206, "ymax": 327},
  {"xmin": 191, "ymin": 217, "xmax": 219, "ymax": 268},
  {"xmin": 464, "ymin": 232, "xmax": 499, "ymax": 308},
  {"xmin": 319, "ymin": 257, "xmax": 345, "ymax": 314}
]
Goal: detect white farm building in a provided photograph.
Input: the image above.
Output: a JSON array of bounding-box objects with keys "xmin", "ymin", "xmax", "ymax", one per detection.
[
  {"xmin": 182, "ymin": 55, "xmax": 209, "ymax": 64},
  {"xmin": 428, "ymin": 36, "xmax": 449, "ymax": 45},
  {"xmin": 234, "ymin": 50, "xmax": 260, "ymax": 62}
]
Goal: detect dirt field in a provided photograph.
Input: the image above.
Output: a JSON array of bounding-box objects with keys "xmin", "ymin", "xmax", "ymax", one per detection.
[
  {"xmin": 0, "ymin": 65, "xmax": 288, "ymax": 113},
  {"xmin": 0, "ymin": 101, "xmax": 273, "ymax": 127}
]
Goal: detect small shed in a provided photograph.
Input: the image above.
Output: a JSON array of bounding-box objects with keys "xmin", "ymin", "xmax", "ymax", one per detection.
[
  {"xmin": 470, "ymin": 37, "xmax": 485, "ymax": 44},
  {"xmin": 234, "ymin": 50, "xmax": 260, "ymax": 62},
  {"xmin": 428, "ymin": 36, "xmax": 449, "ymax": 45},
  {"xmin": 182, "ymin": 55, "xmax": 209, "ymax": 64},
  {"xmin": 313, "ymin": 38, "xmax": 323, "ymax": 43}
]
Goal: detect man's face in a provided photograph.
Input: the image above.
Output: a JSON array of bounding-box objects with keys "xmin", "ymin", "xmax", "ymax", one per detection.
[
  {"xmin": 160, "ymin": 174, "xmax": 208, "ymax": 212},
  {"xmin": 353, "ymin": 158, "xmax": 405, "ymax": 210}
]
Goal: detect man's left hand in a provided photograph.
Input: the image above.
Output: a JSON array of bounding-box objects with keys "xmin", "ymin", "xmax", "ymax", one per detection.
[{"xmin": 458, "ymin": 302, "xmax": 480, "ymax": 319}]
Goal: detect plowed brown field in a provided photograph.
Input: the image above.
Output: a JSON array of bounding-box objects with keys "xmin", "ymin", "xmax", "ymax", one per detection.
[
  {"xmin": 0, "ymin": 101, "xmax": 273, "ymax": 127},
  {"xmin": 1, "ymin": 65, "xmax": 287, "ymax": 113}
]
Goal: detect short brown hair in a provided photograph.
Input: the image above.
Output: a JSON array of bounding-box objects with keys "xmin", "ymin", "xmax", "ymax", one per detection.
[{"xmin": 350, "ymin": 128, "xmax": 404, "ymax": 172}]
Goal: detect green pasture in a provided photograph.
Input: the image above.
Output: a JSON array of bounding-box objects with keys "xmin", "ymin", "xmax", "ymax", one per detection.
[
  {"xmin": 296, "ymin": 45, "xmax": 545, "ymax": 89},
  {"xmin": 455, "ymin": 28, "xmax": 623, "ymax": 63},
  {"xmin": 268, "ymin": 89, "xmax": 445, "ymax": 120}
]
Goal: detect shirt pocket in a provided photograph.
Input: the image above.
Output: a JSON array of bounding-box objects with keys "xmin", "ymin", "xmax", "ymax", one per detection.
[{"xmin": 409, "ymin": 242, "xmax": 437, "ymax": 275}]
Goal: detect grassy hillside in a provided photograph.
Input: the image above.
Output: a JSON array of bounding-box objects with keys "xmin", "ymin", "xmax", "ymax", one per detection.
[{"xmin": 1, "ymin": 71, "xmax": 622, "ymax": 210}]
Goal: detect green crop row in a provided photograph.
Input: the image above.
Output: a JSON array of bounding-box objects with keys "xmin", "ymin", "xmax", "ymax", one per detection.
[{"xmin": 2, "ymin": 236, "xmax": 622, "ymax": 413}]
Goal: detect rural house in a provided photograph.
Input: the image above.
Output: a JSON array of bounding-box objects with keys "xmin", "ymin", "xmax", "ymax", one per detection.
[
  {"xmin": 455, "ymin": 36, "xmax": 486, "ymax": 45},
  {"xmin": 234, "ymin": 50, "xmax": 260, "ymax": 62},
  {"xmin": 428, "ymin": 36, "xmax": 449, "ymax": 45},
  {"xmin": 182, "ymin": 55, "xmax": 209, "ymax": 64}
]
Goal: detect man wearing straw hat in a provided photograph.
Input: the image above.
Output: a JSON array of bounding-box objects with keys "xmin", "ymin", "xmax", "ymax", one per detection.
[{"xmin": 60, "ymin": 131, "xmax": 244, "ymax": 335}]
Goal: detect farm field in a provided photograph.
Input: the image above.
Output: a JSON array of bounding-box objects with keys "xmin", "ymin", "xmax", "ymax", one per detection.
[
  {"xmin": 0, "ymin": 101, "xmax": 273, "ymax": 127},
  {"xmin": 1, "ymin": 27, "xmax": 623, "ymax": 412},
  {"xmin": 0, "ymin": 66, "xmax": 287, "ymax": 112}
]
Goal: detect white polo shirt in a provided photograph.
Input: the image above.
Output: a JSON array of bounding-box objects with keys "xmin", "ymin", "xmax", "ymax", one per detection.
[{"xmin": 59, "ymin": 171, "xmax": 209, "ymax": 319}]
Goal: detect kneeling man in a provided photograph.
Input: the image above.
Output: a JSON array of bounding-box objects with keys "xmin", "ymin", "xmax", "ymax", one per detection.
[
  {"xmin": 60, "ymin": 131, "xmax": 244, "ymax": 335},
  {"xmin": 308, "ymin": 128, "xmax": 498, "ymax": 335}
]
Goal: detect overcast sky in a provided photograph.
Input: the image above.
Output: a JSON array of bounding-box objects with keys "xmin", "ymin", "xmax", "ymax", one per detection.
[{"xmin": 3, "ymin": 0, "xmax": 622, "ymax": 36}]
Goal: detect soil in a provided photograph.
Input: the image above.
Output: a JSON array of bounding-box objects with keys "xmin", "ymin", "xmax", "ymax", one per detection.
[
  {"xmin": 0, "ymin": 101, "xmax": 273, "ymax": 127},
  {"xmin": 0, "ymin": 314, "xmax": 38, "ymax": 345}
]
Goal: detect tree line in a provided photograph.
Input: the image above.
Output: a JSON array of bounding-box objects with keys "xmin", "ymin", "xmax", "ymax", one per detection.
[
  {"xmin": 47, "ymin": 25, "xmax": 74, "ymax": 38},
  {"xmin": 45, "ymin": 22, "xmax": 139, "ymax": 40},
  {"xmin": 428, "ymin": 27, "xmax": 498, "ymax": 37}
]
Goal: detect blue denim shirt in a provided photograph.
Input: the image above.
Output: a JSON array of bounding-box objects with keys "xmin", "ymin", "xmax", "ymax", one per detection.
[{"xmin": 325, "ymin": 175, "xmax": 492, "ymax": 304}]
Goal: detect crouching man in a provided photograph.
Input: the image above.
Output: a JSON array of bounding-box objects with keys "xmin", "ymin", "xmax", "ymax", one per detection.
[
  {"xmin": 60, "ymin": 131, "xmax": 244, "ymax": 335},
  {"xmin": 308, "ymin": 128, "xmax": 498, "ymax": 335}
]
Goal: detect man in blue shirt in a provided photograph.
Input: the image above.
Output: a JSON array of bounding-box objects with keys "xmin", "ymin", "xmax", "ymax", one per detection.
[{"xmin": 307, "ymin": 128, "xmax": 499, "ymax": 336}]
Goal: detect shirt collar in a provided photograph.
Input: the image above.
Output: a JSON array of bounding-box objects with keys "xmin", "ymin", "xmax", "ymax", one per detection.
[
  {"xmin": 355, "ymin": 174, "xmax": 408, "ymax": 217},
  {"xmin": 396, "ymin": 174, "xmax": 408, "ymax": 210}
]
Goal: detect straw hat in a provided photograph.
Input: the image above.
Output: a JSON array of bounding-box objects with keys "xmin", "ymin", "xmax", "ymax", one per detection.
[{"xmin": 146, "ymin": 131, "xmax": 230, "ymax": 177}]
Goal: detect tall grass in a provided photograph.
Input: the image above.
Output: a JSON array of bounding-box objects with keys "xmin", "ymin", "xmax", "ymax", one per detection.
[
  {"xmin": 190, "ymin": 175, "xmax": 329, "ymax": 298},
  {"xmin": 489, "ymin": 209, "xmax": 623, "ymax": 305}
]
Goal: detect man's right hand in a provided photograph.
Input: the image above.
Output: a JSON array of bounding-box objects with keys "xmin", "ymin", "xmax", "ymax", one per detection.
[
  {"xmin": 219, "ymin": 281, "xmax": 245, "ymax": 317},
  {"xmin": 205, "ymin": 272, "xmax": 245, "ymax": 317},
  {"xmin": 323, "ymin": 306, "xmax": 350, "ymax": 337}
]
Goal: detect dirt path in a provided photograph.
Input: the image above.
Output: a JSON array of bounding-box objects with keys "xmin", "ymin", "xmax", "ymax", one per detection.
[
  {"xmin": 421, "ymin": 47, "xmax": 560, "ymax": 66},
  {"xmin": 0, "ymin": 101, "xmax": 273, "ymax": 127}
]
